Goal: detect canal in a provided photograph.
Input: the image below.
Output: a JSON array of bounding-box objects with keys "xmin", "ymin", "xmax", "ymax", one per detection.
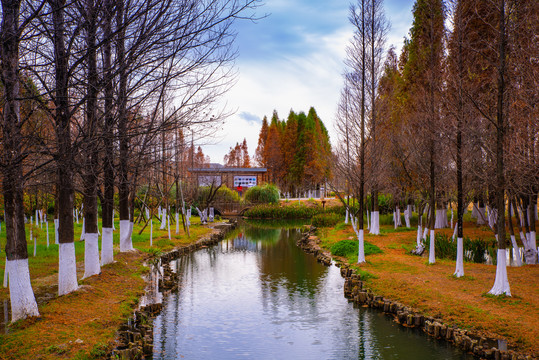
[{"xmin": 152, "ymin": 221, "xmax": 473, "ymax": 359}]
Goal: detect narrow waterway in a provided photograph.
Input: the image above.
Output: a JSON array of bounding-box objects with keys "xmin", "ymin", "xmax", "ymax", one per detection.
[{"xmin": 153, "ymin": 222, "xmax": 473, "ymax": 360}]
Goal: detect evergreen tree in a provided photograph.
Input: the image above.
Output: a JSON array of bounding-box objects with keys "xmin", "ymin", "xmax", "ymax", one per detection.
[
  {"xmin": 264, "ymin": 113, "xmax": 284, "ymax": 184},
  {"xmin": 255, "ymin": 116, "xmax": 268, "ymax": 167}
]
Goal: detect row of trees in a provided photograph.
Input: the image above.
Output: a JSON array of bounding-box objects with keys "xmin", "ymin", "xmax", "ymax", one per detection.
[
  {"xmin": 335, "ymin": 0, "xmax": 537, "ymax": 295},
  {"xmin": 0, "ymin": 0, "xmax": 260, "ymax": 321},
  {"xmin": 254, "ymin": 108, "xmax": 332, "ymax": 194},
  {"xmin": 224, "ymin": 138, "xmax": 251, "ymax": 167}
]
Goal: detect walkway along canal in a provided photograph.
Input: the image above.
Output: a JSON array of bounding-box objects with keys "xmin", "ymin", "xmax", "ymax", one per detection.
[{"xmin": 150, "ymin": 221, "xmax": 474, "ymax": 359}]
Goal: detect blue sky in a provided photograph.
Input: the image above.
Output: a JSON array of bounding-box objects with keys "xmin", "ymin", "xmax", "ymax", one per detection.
[{"xmin": 203, "ymin": 0, "xmax": 415, "ymax": 164}]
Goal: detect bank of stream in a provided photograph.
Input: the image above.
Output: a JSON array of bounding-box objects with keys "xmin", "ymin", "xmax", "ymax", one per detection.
[{"xmin": 121, "ymin": 220, "xmax": 482, "ymax": 360}]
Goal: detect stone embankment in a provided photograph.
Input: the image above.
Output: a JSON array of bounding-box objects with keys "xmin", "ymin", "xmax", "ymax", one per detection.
[
  {"xmin": 297, "ymin": 227, "xmax": 537, "ymax": 360},
  {"xmin": 111, "ymin": 221, "xmax": 237, "ymax": 359}
]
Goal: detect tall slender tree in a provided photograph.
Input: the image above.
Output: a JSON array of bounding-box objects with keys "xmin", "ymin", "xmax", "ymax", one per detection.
[
  {"xmin": 403, "ymin": 0, "xmax": 445, "ymax": 264},
  {"xmin": 0, "ymin": 0, "xmax": 40, "ymax": 321}
]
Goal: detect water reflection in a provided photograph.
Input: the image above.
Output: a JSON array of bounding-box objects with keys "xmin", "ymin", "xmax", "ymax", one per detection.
[{"xmin": 153, "ymin": 222, "xmax": 473, "ymax": 360}]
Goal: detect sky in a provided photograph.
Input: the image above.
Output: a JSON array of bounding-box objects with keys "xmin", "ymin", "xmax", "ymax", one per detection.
[{"xmin": 201, "ymin": 0, "xmax": 415, "ymax": 164}]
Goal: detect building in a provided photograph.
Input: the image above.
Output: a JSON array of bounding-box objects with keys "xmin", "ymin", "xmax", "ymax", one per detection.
[{"xmin": 188, "ymin": 165, "xmax": 268, "ymax": 193}]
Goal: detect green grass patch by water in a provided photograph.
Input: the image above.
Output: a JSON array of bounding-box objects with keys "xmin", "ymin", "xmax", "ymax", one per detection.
[{"xmin": 330, "ymin": 239, "xmax": 383, "ymax": 258}]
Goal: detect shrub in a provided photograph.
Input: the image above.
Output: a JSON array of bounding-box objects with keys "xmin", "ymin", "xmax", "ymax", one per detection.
[
  {"xmin": 244, "ymin": 203, "xmax": 320, "ymax": 219},
  {"xmin": 324, "ymin": 205, "xmax": 346, "ymax": 216},
  {"xmin": 423, "ymin": 234, "xmax": 498, "ymax": 263},
  {"xmin": 330, "ymin": 239, "xmax": 382, "ymax": 257},
  {"xmin": 195, "ymin": 185, "xmax": 240, "ymax": 207},
  {"xmin": 311, "ymin": 213, "xmax": 341, "ymax": 227},
  {"xmin": 244, "ymin": 184, "xmax": 280, "ymax": 204}
]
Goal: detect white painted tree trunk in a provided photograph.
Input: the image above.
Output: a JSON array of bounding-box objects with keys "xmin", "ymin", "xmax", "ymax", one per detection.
[
  {"xmin": 488, "ymin": 208, "xmax": 497, "ymax": 229},
  {"xmin": 404, "ymin": 205, "xmax": 411, "ymax": 228},
  {"xmin": 524, "ymin": 232, "xmax": 537, "ymax": 265},
  {"xmin": 345, "ymin": 208, "xmax": 349, "ymax": 224},
  {"xmin": 58, "ymin": 242, "xmax": 78, "ymax": 296},
  {"xmin": 7, "ymin": 259, "xmax": 39, "ymax": 321},
  {"xmin": 167, "ymin": 215, "xmax": 171, "ymax": 240},
  {"xmin": 196, "ymin": 207, "xmax": 208, "ymax": 224},
  {"xmin": 46, "ymin": 221, "xmax": 49, "ymax": 247},
  {"xmin": 519, "ymin": 231, "xmax": 527, "ymax": 249},
  {"xmin": 33, "ymin": 235, "xmax": 36, "ymax": 257},
  {"xmin": 422, "ymin": 227, "xmax": 429, "ymax": 240},
  {"xmin": 35, "ymin": 210, "xmax": 39, "ymax": 226},
  {"xmin": 80, "ymin": 218, "xmax": 86, "ymax": 241},
  {"xmin": 357, "ymin": 229, "xmax": 365, "ymax": 263},
  {"xmin": 435, "ymin": 209, "xmax": 448, "ymax": 229},
  {"xmin": 488, "ymin": 249, "xmax": 511, "ymax": 296},
  {"xmin": 150, "ymin": 218, "xmax": 153, "ymax": 247},
  {"xmin": 186, "ymin": 209, "xmax": 191, "ymax": 226},
  {"xmin": 112, "ymin": 209, "xmax": 116, "ymax": 231},
  {"xmin": 451, "ymin": 225, "xmax": 457, "ymax": 241},
  {"xmin": 54, "ymin": 219, "xmax": 59, "ymax": 244},
  {"xmin": 209, "ymin": 208, "xmax": 214, "ymax": 222},
  {"xmin": 129, "ymin": 222, "xmax": 134, "ymax": 245},
  {"xmin": 416, "ymin": 224, "xmax": 422, "ymax": 246},
  {"xmin": 510, "ymin": 235, "xmax": 522, "ymax": 267},
  {"xmin": 428, "ymin": 229, "xmax": 435, "ymax": 264},
  {"xmin": 370, "ymin": 211, "xmax": 380, "ymax": 235},
  {"xmin": 119, "ymin": 220, "xmax": 134, "ymax": 252},
  {"xmin": 83, "ymin": 233, "xmax": 100, "ymax": 278},
  {"xmin": 476, "ymin": 207, "xmax": 486, "ymax": 225},
  {"xmin": 160, "ymin": 209, "xmax": 167, "ymax": 230},
  {"xmin": 471, "ymin": 203, "xmax": 478, "ymax": 218},
  {"xmin": 3, "ymin": 257, "xmax": 8, "ymax": 288},
  {"xmin": 529, "ymin": 231, "xmax": 537, "ymax": 255},
  {"xmin": 366, "ymin": 210, "xmax": 370, "ymax": 230},
  {"xmin": 101, "ymin": 227, "xmax": 114, "ymax": 265},
  {"xmin": 450, "ymin": 208, "xmax": 453, "ymax": 230},
  {"xmin": 350, "ymin": 216, "xmax": 365, "ymax": 263},
  {"xmin": 454, "ymin": 237, "xmax": 464, "ymax": 277},
  {"xmin": 175, "ymin": 212, "xmax": 179, "ymax": 234},
  {"xmin": 396, "ymin": 207, "xmax": 401, "ymax": 226}
]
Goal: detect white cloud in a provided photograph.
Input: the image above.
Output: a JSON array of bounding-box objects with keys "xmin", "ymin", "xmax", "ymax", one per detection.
[{"xmin": 203, "ymin": 0, "xmax": 415, "ymax": 164}]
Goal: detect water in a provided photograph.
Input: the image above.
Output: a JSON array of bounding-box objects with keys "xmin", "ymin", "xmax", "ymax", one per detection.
[{"xmin": 153, "ymin": 222, "xmax": 473, "ymax": 360}]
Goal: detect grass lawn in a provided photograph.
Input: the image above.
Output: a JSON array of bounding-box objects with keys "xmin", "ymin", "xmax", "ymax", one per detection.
[
  {"xmin": 0, "ymin": 217, "xmax": 214, "ymax": 360},
  {"xmin": 316, "ymin": 219, "xmax": 539, "ymax": 357}
]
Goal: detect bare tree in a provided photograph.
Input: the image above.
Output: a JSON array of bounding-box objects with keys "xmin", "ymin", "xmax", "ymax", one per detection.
[{"xmin": 0, "ymin": 0, "xmax": 42, "ymax": 321}]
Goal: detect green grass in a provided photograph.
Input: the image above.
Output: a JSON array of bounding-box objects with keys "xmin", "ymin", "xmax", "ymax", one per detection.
[
  {"xmin": 350, "ymin": 267, "xmax": 378, "ymax": 281},
  {"xmin": 0, "ymin": 216, "xmax": 209, "ymax": 293},
  {"xmin": 330, "ymin": 239, "xmax": 383, "ymax": 258}
]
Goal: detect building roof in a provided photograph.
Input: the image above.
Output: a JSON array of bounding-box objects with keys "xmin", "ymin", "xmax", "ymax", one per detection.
[{"xmin": 188, "ymin": 167, "xmax": 267, "ymax": 173}]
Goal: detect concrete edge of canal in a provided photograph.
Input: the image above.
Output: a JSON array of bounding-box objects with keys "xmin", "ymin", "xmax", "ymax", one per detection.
[{"xmin": 296, "ymin": 225, "xmax": 538, "ymax": 360}]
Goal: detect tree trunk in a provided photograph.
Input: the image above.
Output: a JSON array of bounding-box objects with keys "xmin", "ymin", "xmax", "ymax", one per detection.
[
  {"xmin": 82, "ymin": 0, "xmax": 100, "ymax": 278},
  {"xmin": 101, "ymin": 0, "xmax": 115, "ymax": 265},
  {"xmin": 51, "ymin": 0, "xmax": 78, "ymax": 296},
  {"xmin": 489, "ymin": 0, "xmax": 510, "ymax": 296},
  {"xmin": 455, "ymin": 30, "xmax": 464, "ymax": 276},
  {"xmin": 428, "ymin": 141, "xmax": 436, "ymax": 264},
  {"xmin": 1, "ymin": 0, "xmax": 40, "ymax": 320},
  {"xmin": 116, "ymin": 0, "xmax": 133, "ymax": 252}
]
